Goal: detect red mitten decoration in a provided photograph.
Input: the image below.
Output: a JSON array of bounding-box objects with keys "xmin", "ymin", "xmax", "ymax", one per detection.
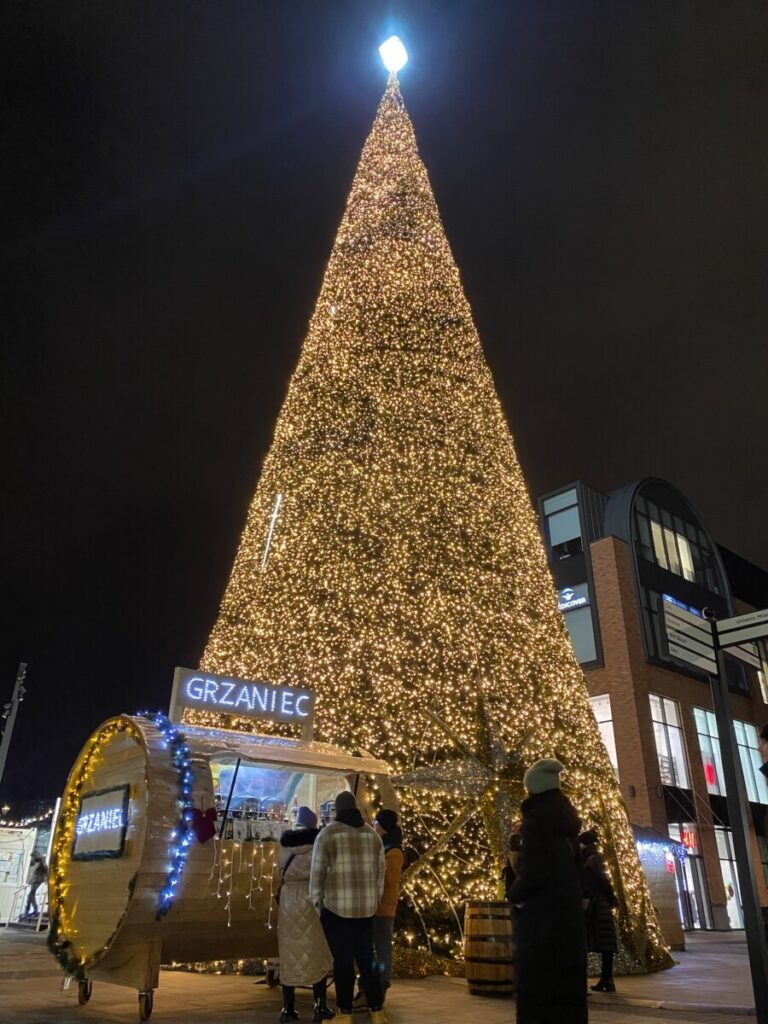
[{"xmin": 192, "ymin": 807, "xmax": 217, "ymax": 844}]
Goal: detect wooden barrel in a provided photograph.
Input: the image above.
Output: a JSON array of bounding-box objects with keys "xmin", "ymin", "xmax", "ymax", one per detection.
[{"xmin": 464, "ymin": 900, "xmax": 515, "ymax": 997}]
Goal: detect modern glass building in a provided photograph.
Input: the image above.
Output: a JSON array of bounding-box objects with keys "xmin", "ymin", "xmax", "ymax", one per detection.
[{"xmin": 538, "ymin": 478, "xmax": 768, "ymax": 934}]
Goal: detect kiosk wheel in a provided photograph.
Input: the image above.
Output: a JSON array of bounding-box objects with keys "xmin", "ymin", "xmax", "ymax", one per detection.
[
  {"xmin": 138, "ymin": 990, "xmax": 153, "ymax": 1021},
  {"xmin": 77, "ymin": 980, "xmax": 92, "ymax": 1004}
]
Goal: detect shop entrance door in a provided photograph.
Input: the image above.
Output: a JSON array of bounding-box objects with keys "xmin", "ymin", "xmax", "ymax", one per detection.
[
  {"xmin": 669, "ymin": 823, "xmax": 713, "ymax": 930},
  {"xmin": 715, "ymin": 826, "xmax": 744, "ymax": 929}
]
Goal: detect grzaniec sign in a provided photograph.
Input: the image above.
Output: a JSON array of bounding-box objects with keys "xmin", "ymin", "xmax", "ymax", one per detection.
[{"xmin": 168, "ymin": 667, "xmax": 316, "ymax": 737}]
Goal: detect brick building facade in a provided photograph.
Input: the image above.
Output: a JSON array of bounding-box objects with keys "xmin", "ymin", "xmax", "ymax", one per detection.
[{"xmin": 537, "ymin": 478, "xmax": 768, "ymax": 933}]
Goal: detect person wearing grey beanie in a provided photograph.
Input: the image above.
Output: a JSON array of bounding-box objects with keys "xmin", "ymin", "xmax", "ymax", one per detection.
[{"xmin": 508, "ymin": 760, "xmax": 587, "ymax": 1024}]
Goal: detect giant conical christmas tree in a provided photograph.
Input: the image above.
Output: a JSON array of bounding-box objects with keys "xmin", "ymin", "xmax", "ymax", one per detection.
[{"xmin": 202, "ymin": 62, "xmax": 672, "ymax": 971}]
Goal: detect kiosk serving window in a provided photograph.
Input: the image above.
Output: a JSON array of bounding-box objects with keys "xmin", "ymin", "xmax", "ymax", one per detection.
[{"xmin": 211, "ymin": 757, "xmax": 350, "ymax": 840}]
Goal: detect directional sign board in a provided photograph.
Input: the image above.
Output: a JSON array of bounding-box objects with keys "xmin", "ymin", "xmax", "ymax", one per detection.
[
  {"xmin": 717, "ymin": 609, "xmax": 768, "ymax": 649},
  {"xmin": 662, "ymin": 599, "xmax": 717, "ymax": 675},
  {"xmin": 723, "ymin": 639, "xmax": 762, "ymax": 671}
]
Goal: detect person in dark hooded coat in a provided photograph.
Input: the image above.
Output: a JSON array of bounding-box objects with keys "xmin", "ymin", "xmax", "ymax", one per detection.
[
  {"xmin": 508, "ymin": 759, "xmax": 587, "ymax": 1024},
  {"xmin": 580, "ymin": 829, "xmax": 618, "ymax": 992}
]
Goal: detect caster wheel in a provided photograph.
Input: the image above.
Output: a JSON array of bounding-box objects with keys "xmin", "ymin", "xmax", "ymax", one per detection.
[
  {"xmin": 138, "ymin": 990, "xmax": 153, "ymax": 1020},
  {"xmin": 77, "ymin": 980, "xmax": 92, "ymax": 1004}
]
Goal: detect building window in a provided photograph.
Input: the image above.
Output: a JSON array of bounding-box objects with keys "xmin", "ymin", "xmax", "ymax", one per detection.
[
  {"xmin": 758, "ymin": 837, "xmax": 768, "ymax": 890},
  {"xmin": 557, "ymin": 582, "xmax": 597, "ymax": 664},
  {"xmin": 715, "ymin": 827, "xmax": 744, "ymax": 929},
  {"xmin": 757, "ymin": 642, "xmax": 768, "ymax": 704},
  {"xmin": 693, "ymin": 708, "xmax": 726, "ymax": 796},
  {"xmin": 634, "ymin": 499, "xmax": 720, "ymax": 594},
  {"xmin": 590, "ymin": 694, "xmax": 618, "ymax": 776},
  {"xmin": 543, "ymin": 489, "xmax": 582, "ymax": 560},
  {"xmin": 734, "ymin": 720, "xmax": 768, "ymax": 805},
  {"xmin": 649, "ymin": 694, "xmax": 690, "ymax": 788},
  {"xmin": 640, "ymin": 588, "xmax": 665, "ymax": 661}
]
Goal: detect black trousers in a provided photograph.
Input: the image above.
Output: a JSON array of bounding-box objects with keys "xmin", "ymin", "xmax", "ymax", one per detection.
[
  {"xmin": 320, "ymin": 908, "xmax": 382, "ymax": 1012},
  {"xmin": 281, "ymin": 978, "xmax": 328, "ymax": 1009},
  {"xmin": 600, "ymin": 950, "xmax": 614, "ymax": 981}
]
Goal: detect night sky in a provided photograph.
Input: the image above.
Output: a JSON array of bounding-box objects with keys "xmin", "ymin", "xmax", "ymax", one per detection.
[{"xmin": 3, "ymin": 2, "xmax": 767, "ymax": 804}]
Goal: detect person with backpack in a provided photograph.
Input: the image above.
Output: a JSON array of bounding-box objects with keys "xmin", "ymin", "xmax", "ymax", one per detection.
[{"xmin": 276, "ymin": 806, "xmax": 334, "ymax": 1022}]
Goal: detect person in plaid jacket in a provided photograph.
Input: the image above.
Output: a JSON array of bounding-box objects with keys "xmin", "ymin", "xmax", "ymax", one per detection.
[{"xmin": 309, "ymin": 791, "xmax": 386, "ymax": 1024}]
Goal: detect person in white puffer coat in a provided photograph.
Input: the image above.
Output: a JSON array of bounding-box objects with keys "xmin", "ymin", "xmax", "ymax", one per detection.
[{"xmin": 277, "ymin": 806, "xmax": 335, "ymax": 1023}]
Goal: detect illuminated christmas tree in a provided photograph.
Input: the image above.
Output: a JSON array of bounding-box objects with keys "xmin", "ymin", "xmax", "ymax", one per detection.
[{"xmin": 202, "ymin": 41, "xmax": 672, "ymax": 970}]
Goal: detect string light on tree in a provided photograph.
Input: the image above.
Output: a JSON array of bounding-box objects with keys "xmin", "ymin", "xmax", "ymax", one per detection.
[{"xmin": 200, "ymin": 40, "xmax": 672, "ymax": 971}]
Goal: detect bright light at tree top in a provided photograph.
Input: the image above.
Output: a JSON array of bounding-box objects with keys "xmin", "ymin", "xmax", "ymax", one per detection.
[{"xmin": 379, "ymin": 35, "xmax": 408, "ymax": 73}]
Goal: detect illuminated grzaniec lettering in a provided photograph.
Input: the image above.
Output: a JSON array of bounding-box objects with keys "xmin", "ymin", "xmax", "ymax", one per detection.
[
  {"xmin": 183, "ymin": 676, "xmax": 311, "ymax": 718},
  {"xmin": 75, "ymin": 806, "xmax": 125, "ymax": 836}
]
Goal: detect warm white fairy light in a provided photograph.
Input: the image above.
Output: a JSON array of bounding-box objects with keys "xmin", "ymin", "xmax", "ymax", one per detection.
[{"xmin": 201, "ymin": 67, "xmax": 672, "ymax": 972}]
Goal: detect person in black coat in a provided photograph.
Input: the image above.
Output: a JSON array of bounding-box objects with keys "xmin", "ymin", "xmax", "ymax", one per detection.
[
  {"xmin": 579, "ymin": 829, "xmax": 619, "ymax": 992},
  {"xmin": 502, "ymin": 830, "xmax": 523, "ymax": 901},
  {"xmin": 508, "ymin": 759, "xmax": 587, "ymax": 1024}
]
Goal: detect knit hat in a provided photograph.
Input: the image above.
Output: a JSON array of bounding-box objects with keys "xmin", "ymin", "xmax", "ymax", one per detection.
[
  {"xmin": 375, "ymin": 809, "xmax": 398, "ymax": 832},
  {"xmin": 579, "ymin": 829, "xmax": 598, "ymax": 846},
  {"xmin": 523, "ymin": 758, "xmax": 564, "ymax": 794},
  {"xmin": 335, "ymin": 790, "xmax": 358, "ymax": 815},
  {"xmin": 295, "ymin": 805, "xmax": 317, "ymax": 829}
]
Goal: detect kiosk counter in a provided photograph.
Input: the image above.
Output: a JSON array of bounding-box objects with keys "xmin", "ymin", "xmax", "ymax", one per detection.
[{"xmin": 48, "ymin": 712, "xmax": 392, "ymax": 1020}]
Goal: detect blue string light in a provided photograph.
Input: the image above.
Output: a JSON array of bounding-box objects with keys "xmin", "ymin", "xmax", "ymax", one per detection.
[
  {"xmin": 136, "ymin": 710, "xmax": 194, "ymax": 919},
  {"xmin": 636, "ymin": 839, "xmax": 688, "ymax": 864}
]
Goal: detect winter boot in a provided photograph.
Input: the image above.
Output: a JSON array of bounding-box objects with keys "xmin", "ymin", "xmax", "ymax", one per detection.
[
  {"xmin": 310, "ymin": 977, "xmax": 334, "ymax": 1021},
  {"xmin": 369, "ymin": 1011, "xmax": 387, "ymax": 1024},
  {"xmin": 590, "ymin": 980, "xmax": 616, "ymax": 993},
  {"xmin": 279, "ymin": 985, "xmax": 300, "ymax": 1021}
]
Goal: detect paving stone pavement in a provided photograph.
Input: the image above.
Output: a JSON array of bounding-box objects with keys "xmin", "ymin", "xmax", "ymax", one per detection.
[{"xmin": 0, "ymin": 929, "xmax": 756, "ymax": 1024}]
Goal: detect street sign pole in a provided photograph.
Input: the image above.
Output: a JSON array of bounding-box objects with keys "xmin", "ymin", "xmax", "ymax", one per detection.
[
  {"xmin": 705, "ymin": 610, "xmax": 768, "ymax": 1023},
  {"xmin": 0, "ymin": 663, "xmax": 27, "ymax": 794}
]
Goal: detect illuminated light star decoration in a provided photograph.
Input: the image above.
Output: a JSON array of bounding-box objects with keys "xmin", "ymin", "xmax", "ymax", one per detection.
[
  {"xmin": 200, "ymin": 50, "xmax": 673, "ymax": 971},
  {"xmin": 379, "ymin": 35, "xmax": 408, "ymax": 74},
  {"xmin": 395, "ymin": 691, "xmax": 531, "ymax": 890}
]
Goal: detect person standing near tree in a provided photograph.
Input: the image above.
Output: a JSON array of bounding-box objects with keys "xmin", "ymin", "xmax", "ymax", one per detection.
[
  {"xmin": 502, "ymin": 830, "xmax": 523, "ymax": 901},
  {"xmin": 370, "ymin": 809, "xmax": 404, "ymax": 1004},
  {"xmin": 579, "ymin": 829, "xmax": 619, "ymax": 992},
  {"xmin": 758, "ymin": 725, "xmax": 768, "ymax": 778},
  {"xmin": 508, "ymin": 759, "xmax": 587, "ymax": 1024},
  {"xmin": 276, "ymin": 806, "xmax": 334, "ymax": 1023},
  {"xmin": 309, "ymin": 791, "xmax": 386, "ymax": 1024}
]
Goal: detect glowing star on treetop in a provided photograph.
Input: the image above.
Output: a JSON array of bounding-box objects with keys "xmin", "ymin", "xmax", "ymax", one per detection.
[
  {"xmin": 379, "ymin": 35, "xmax": 408, "ymax": 73},
  {"xmin": 200, "ymin": 52, "xmax": 673, "ymax": 973}
]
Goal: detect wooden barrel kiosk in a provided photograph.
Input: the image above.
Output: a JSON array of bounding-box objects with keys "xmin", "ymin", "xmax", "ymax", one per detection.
[
  {"xmin": 464, "ymin": 900, "xmax": 515, "ymax": 997},
  {"xmin": 48, "ymin": 714, "xmax": 392, "ymax": 1020}
]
